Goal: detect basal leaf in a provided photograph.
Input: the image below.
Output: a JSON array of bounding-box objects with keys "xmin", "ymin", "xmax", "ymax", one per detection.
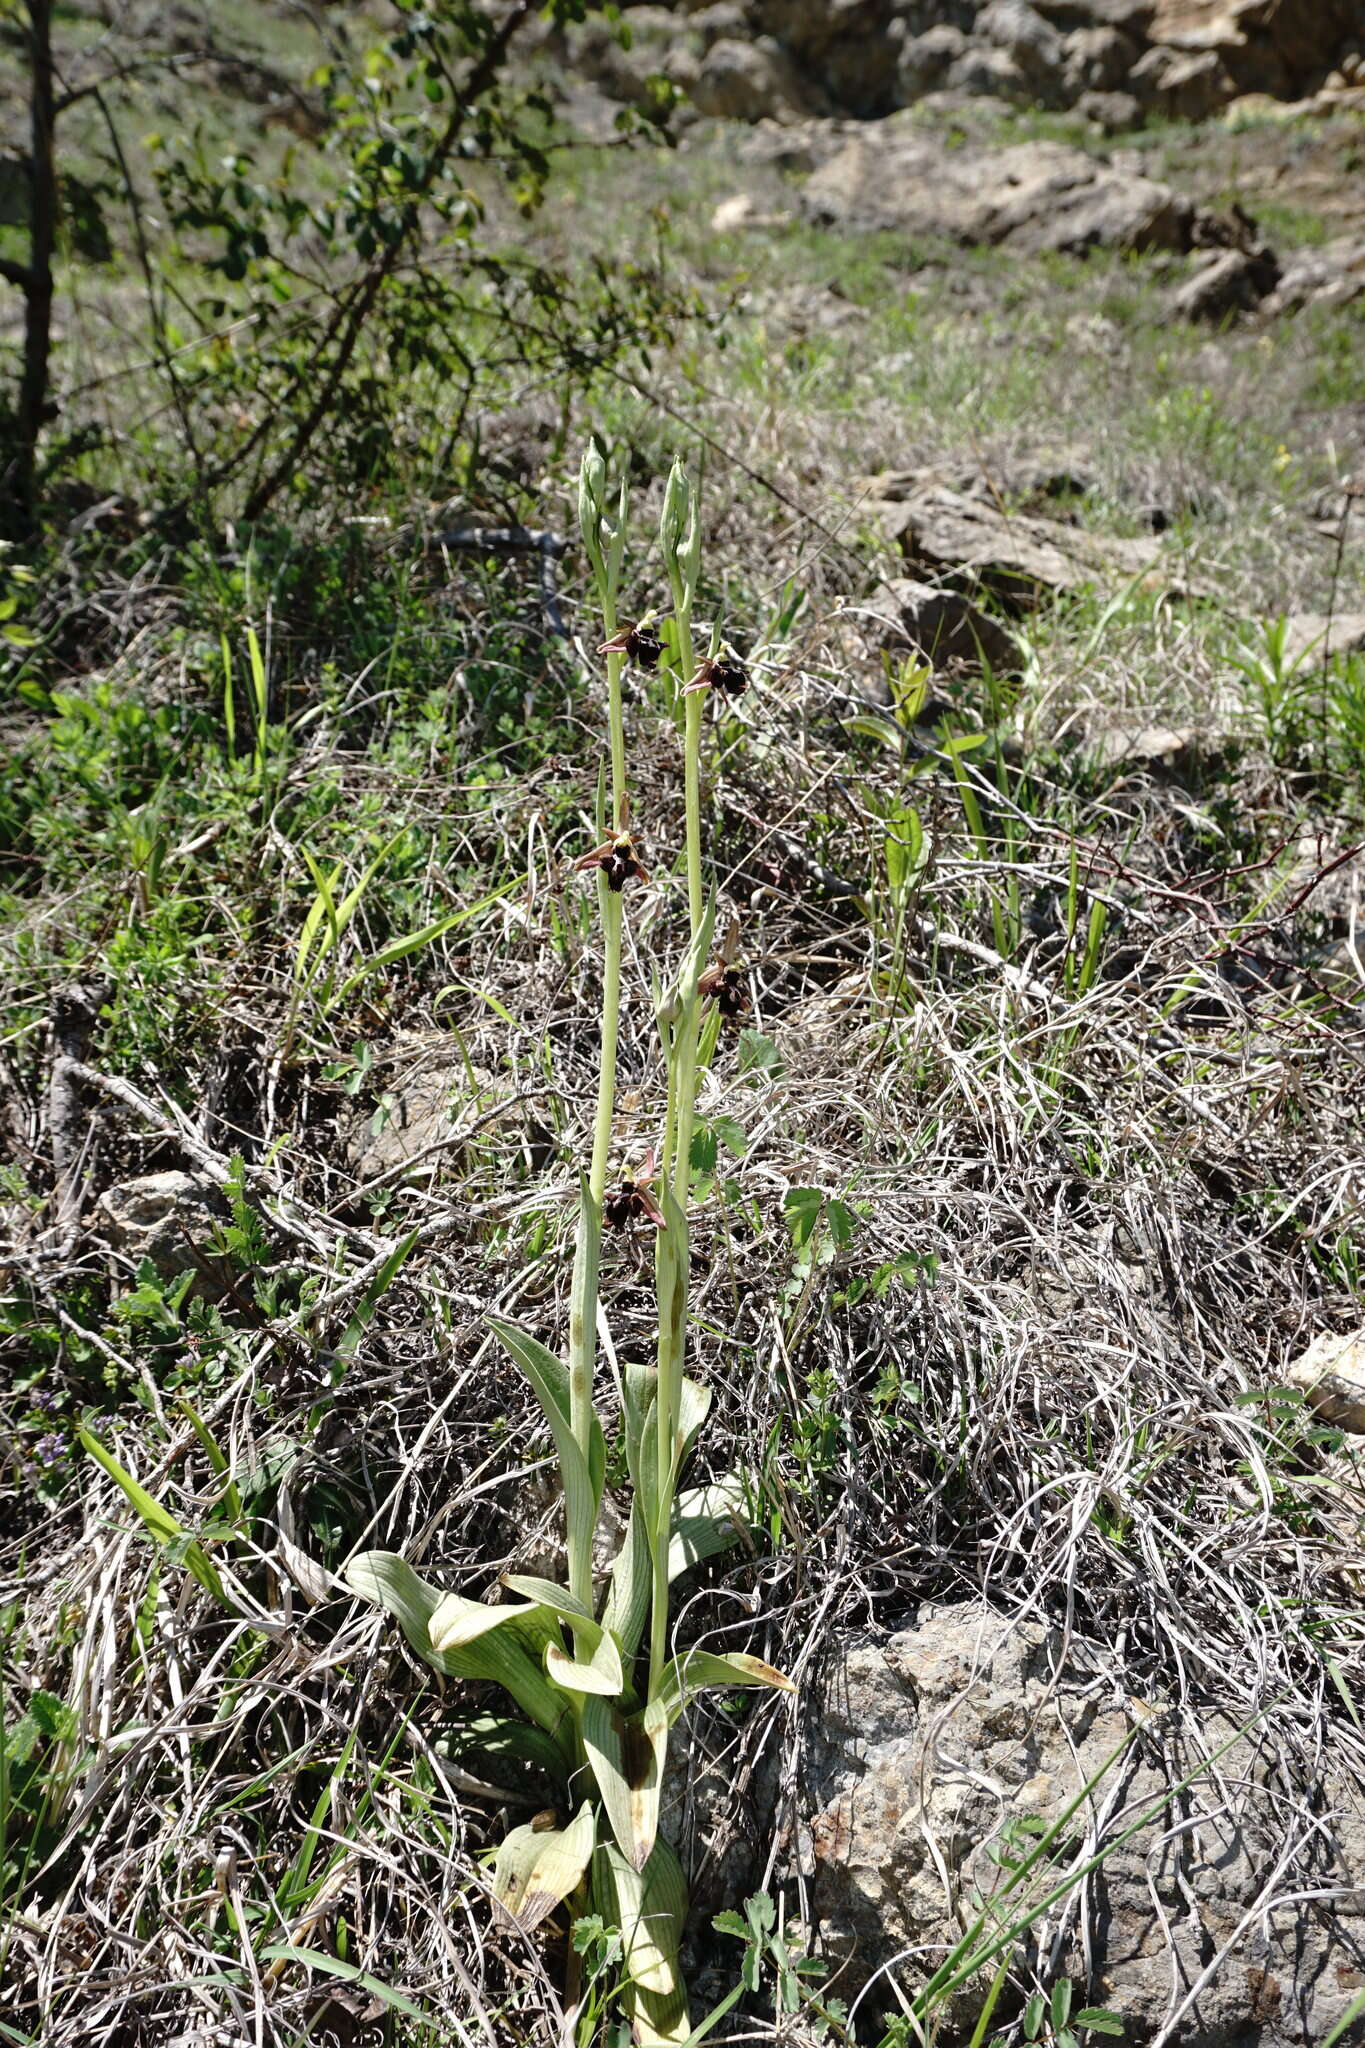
[{"xmin": 492, "ymin": 1800, "xmax": 596, "ymax": 1932}]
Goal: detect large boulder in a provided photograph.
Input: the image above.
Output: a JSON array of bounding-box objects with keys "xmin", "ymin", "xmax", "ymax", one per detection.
[
  {"xmin": 802, "ymin": 1603, "xmax": 1365, "ymax": 2039},
  {"xmin": 862, "ymin": 480, "xmax": 1162, "ymax": 600},
  {"xmin": 802, "ymin": 126, "xmax": 1194, "ymax": 254},
  {"xmin": 691, "ymin": 36, "xmax": 811, "ymax": 119}
]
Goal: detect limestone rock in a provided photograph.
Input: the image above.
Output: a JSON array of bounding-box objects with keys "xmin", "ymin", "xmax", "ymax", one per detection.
[
  {"xmin": 867, "ymin": 482, "xmax": 1161, "ymax": 600},
  {"xmin": 1264, "ymin": 237, "xmax": 1365, "ymax": 317},
  {"xmin": 1085, "ymin": 721, "xmax": 1204, "ymax": 773},
  {"xmin": 1062, "ymin": 22, "xmax": 1140, "ymax": 90},
  {"xmin": 1077, "ymin": 85, "xmax": 1145, "ymax": 126},
  {"xmin": 875, "ymin": 577, "xmax": 1022, "ymax": 675},
  {"xmin": 803, "ymin": 127, "xmax": 1194, "ymax": 255},
  {"xmin": 691, "ymin": 37, "xmax": 810, "ymax": 120},
  {"xmin": 802, "ymin": 1602, "xmax": 1365, "ymax": 2038},
  {"xmin": 1170, "ymin": 243, "xmax": 1279, "ymax": 319},
  {"xmin": 1130, "ymin": 42, "xmax": 1238, "ymax": 115},
  {"xmin": 897, "ymin": 23, "xmax": 969, "ymax": 97},
  {"xmin": 95, "ymin": 1171, "xmax": 229, "ymax": 1281},
  {"xmin": 976, "ymin": 0, "xmax": 1068, "ymax": 90},
  {"xmin": 1280, "ymin": 613, "xmax": 1365, "ymax": 672},
  {"xmin": 345, "ymin": 1036, "xmax": 520, "ymax": 1188},
  {"xmin": 1288, "ymin": 1330, "xmax": 1365, "ymax": 1434}
]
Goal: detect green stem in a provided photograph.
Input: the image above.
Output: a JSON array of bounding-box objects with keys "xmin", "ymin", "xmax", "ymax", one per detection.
[
  {"xmin": 568, "ymin": 621, "xmax": 627, "ymax": 1615},
  {"xmin": 650, "ymin": 568, "xmax": 706, "ymax": 1697}
]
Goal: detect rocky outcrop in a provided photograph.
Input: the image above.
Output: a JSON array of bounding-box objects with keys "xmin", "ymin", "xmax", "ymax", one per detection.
[
  {"xmin": 565, "ymin": 0, "xmax": 1363, "ymax": 128},
  {"xmin": 803, "ymin": 128, "xmax": 1193, "ymax": 252},
  {"xmin": 801, "ymin": 1603, "xmax": 1365, "ymax": 2041}
]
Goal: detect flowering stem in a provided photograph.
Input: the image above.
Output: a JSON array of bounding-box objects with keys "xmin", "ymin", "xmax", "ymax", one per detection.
[{"xmin": 650, "ymin": 471, "xmax": 707, "ymax": 1695}]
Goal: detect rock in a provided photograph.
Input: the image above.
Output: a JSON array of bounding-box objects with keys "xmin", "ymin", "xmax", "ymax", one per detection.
[
  {"xmin": 802, "ymin": 127, "xmax": 1194, "ymax": 255},
  {"xmin": 1130, "ymin": 42, "xmax": 1238, "ymax": 115},
  {"xmin": 710, "ymin": 190, "xmax": 792, "ymax": 231},
  {"xmin": 976, "ymin": 0, "xmax": 1068, "ymax": 91},
  {"xmin": 867, "ymin": 483, "xmax": 1162, "ymax": 601},
  {"xmin": 691, "ymin": 37, "xmax": 810, "ymax": 120},
  {"xmin": 1170, "ymin": 243, "xmax": 1279, "ymax": 319},
  {"xmin": 1149, "ymin": 0, "xmax": 1362, "ymax": 95},
  {"xmin": 685, "ymin": 1, "xmax": 750, "ymax": 44},
  {"xmin": 946, "ymin": 44, "xmax": 1032, "ymax": 99},
  {"xmin": 1288, "ymin": 1330, "xmax": 1365, "ymax": 1434},
  {"xmin": 1085, "ymin": 721, "xmax": 1204, "ymax": 772},
  {"xmin": 897, "ymin": 23, "xmax": 969, "ymax": 97},
  {"xmin": 1032, "ymin": 0, "xmax": 1156, "ymax": 30},
  {"xmin": 1078, "ymin": 86, "xmax": 1146, "ymax": 126},
  {"xmin": 1062, "ymin": 23, "xmax": 1140, "ymax": 89},
  {"xmin": 875, "ymin": 577, "xmax": 1022, "ymax": 675},
  {"xmin": 1264, "ymin": 237, "xmax": 1365, "ymax": 316},
  {"xmin": 95, "ymin": 1171, "xmax": 229, "ymax": 1282},
  {"xmin": 802, "ymin": 1602, "xmax": 1365, "ymax": 2038},
  {"xmin": 345, "ymin": 1036, "xmax": 520, "ymax": 1188},
  {"xmin": 1280, "ymin": 613, "xmax": 1365, "ymax": 672}
]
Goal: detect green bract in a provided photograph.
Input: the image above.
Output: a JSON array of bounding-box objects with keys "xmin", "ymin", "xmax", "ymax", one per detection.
[{"xmin": 347, "ymin": 447, "xmax": 792, "ymax": 2044}]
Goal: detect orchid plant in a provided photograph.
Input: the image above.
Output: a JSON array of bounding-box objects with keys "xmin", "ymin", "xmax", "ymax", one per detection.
[{"xmin": 346, "ymin": 444, "xmax": 792, "ymax": 2043}]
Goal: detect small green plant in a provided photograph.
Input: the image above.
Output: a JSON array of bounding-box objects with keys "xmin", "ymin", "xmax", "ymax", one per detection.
[{"xmin": 345, "ymin": 446, "xmax": 792, "ymax": 2043}]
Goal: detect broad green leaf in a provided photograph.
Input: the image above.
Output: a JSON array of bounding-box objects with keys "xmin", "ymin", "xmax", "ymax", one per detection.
[
  {"xmin": 492, "ymin": 1800, "xmax": 596, "ymax": 1932},
  {"xmin": 495, "ymin": 1576, "xmax": 620, "ymax": 1694},
  {"xmin": 668, "ymin": 1476, "xmax": 750, "ymax": 1584},
  {"xmin": 582, "ymin": 1695, "xmax": 667, "ymax": 1871},
  {"xmin": 429, "ymin": 1591, "xmax": 547, "ymax": 1654},
  {"xmin": 596, "ymin": 1836, "xmax": 691, "ymax": 2045},
  {"xmin": 487, "ymin": 1316, "xmax": 605, "ymax": 1558},
  {"xmin": 437, "ymin": 1713, "xmax": 567, "ymax": 1788},
  {"xmin": 655, "ymin": 1649, "xmax": 795, "ymax": 1727},
  {"xmin": 601, "ymin": 1497, "xmax": 652, "ymax": 1664},
  {"xmin": 546, "ymin": 1628, "xmax": 624, "ymax": 1697},
  {"xmin": 79, "ymin": 1427, "xmax": 227, "ymax": 1606},
  {"xmin": 345, "ymin": 1551, "xmax": 569, "ymax": 1740},
  {"xmin": 501, "ymin": 1573, "xmax": 595, "ymax": 1629}
]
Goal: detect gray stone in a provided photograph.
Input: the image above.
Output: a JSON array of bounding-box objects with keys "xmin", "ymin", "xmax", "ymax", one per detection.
[
  {"xmin": 946, "ymin": 44, "xmax": 1031, "ymax": 100},
  {"xmin": 802, "ymin": 1603, "xmax": 1365, "ymax": 2039},
  {"xmin": 1264, "ymin": 237, "xmax": 1365, "ymax": 317},
  {"xmin": 877, "ymin": 577, "xmax": 1022, "ymax": 675},
  {"xmin": 345, "ymin": 1036, "xmax": 520, "ymax": 1188},
  {"xmin": 1077, "ymin": 86, "xmax": 1146, "ymax": 127},
  {"xmin": 1085, "ymin": 721, "xmax": 1205, "ymax": 773},
  {"xmin": 803, "ymin": 127, "xmax": 1194, "ymax": 255},
  {"xmin": 1288, "ymin": 1331, "xmax": 1365, "ymax": 1434},
  {"xmin": 1280, "ymin": 613, "xmax": 1365, "ymax": 672},
  {"xmin": 691, "ymin": 37, "xmax": 810, "ymax": 120},
  {"xmin": 1170, "ymin": 244, "xmax": 1279, "ymax": 320},
  {"xmin": 977, "ymin": 0, "xmax": 1067, "ymax": 87},
  {"xmin": 95, "ymin": 1171, "xmax": 229, "ymax": 1281},
  {"xmin": 867, "ymin": 483, "xmax": 1162, "ymax": 600},
  {"xmin": 1062, "ymin": 23, "xmax": 1139, "ymax": 91},
  {"xmin": 1130, "ymin": 42, "xmax": 1237, "ymax": 116},
  {"xmin": 897, "ymin": 23, "xmax": 969, "ymax": 97}
]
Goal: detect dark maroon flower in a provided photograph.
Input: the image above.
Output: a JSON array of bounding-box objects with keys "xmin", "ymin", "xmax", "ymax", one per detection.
[
  {"xmin": 603, "ymin": 1150, "xmax": 667, "ymax": 1231},
  {"xmin": 575, "ymin": 827, "xmax": 650, "ymax": 892},
  {"xmin": 683, "ymin": 650, "xmax": 748, "ymax": 697},
  {"xmin": 599, "ymin": 621, "xmax": 664, "ymax": 671}
]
